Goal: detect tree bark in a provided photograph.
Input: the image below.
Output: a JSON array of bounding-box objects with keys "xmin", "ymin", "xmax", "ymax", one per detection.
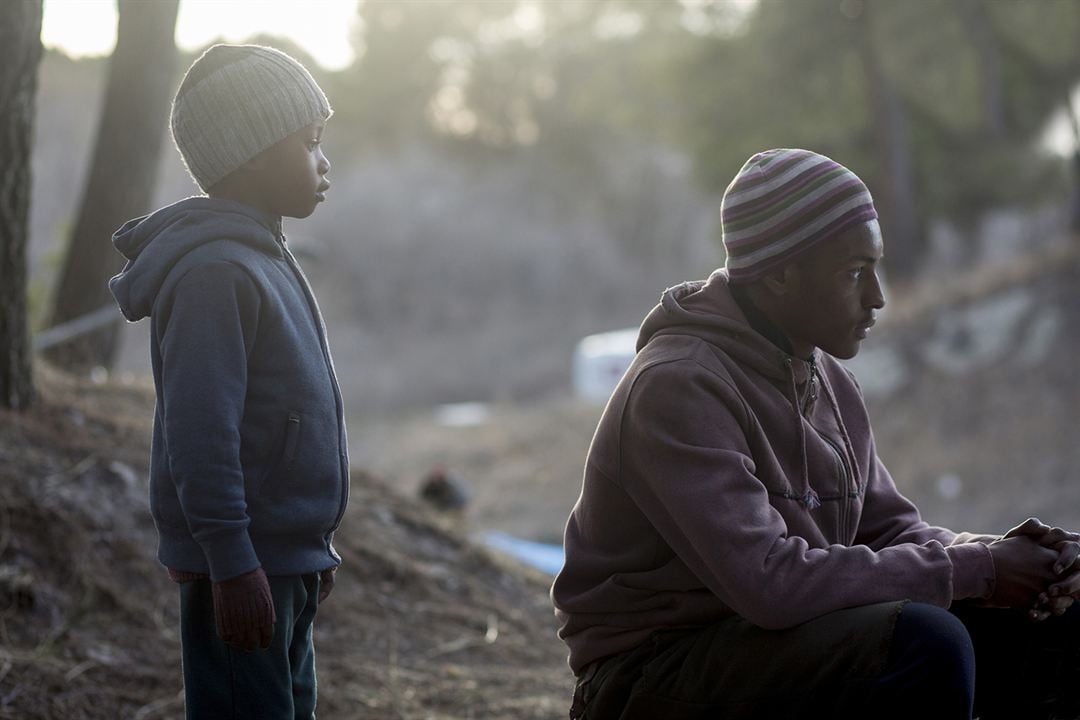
[
  {"xmin": 957, "ymin": 0, "xmax": 1007, "ymax": 139},
  {"xmin": 46, "ymin": 0, "xmax": 179, "ymax": 372},
  {"xmin": 0, "ymin": 0, "xmax": 43, "ymax": 410}
]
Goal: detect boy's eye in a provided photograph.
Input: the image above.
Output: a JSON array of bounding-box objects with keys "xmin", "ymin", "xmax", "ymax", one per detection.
[{"xmin": 848, "ymin": 267, "xmax": 864, "ymax": 280}]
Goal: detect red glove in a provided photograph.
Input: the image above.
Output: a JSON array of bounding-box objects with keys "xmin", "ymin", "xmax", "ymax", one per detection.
[{"xmin": 211, "ymin": 567, "xmax": 276, "ymax": 651}]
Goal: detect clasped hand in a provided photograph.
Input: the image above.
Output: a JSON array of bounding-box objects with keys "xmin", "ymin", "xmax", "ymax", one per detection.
[{"xmin": 991, "ymin": 517, "xmax": 1080, "ymax": 621}]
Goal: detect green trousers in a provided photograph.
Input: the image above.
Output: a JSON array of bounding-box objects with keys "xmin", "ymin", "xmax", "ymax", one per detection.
[{"xmin": 179, "ymin": 573, "xmax": 320, "ymax": 720}]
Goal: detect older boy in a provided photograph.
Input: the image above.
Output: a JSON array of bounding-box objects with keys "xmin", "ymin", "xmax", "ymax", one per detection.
[
  {"xmin": 109, "ymin": 45, "xmax": 346, "ymax": 719},
  {"xmin": 553, "ymin": 149, "xmax": 1080, "ymax": 719}
]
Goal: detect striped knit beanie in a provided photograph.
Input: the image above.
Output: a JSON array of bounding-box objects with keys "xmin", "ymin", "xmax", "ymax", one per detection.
[
  {"xmin": 722, "ymin": 149, "xmax": 877, "ymax": 283},
  {"xmin": 171, "ymin": 44, "xmax": 332, "ymax": 191}
]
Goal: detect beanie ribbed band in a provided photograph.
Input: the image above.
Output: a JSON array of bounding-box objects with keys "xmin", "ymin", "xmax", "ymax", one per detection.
[
  {"xmin": 721, "ymin": 148, "xmax": 877, "ymax": 283},
  {"xmin": 170, "ymin": 44, "xmax": 332, "ymax": 191}
]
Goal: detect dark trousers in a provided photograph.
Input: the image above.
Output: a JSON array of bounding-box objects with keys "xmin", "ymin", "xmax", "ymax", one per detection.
[
  {"xmin": 952, "ymin": 602, "xmax": 1080, "ymax": 720},
  {"xmin": 574, "ymin": 601, "xmax": 1080, "ymax": 720},
  {"xmin": 179, "ymin": 573, "xmax": 321, "ymax": 720}
]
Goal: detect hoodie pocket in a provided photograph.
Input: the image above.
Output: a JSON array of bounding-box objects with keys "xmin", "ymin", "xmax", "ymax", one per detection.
[
  {"xmin": 249, "ymin": 411, "xmax": 301, "ymax": 497},
  {"xmin": 249, "ymin": 409, "xmax": 342, "ymax": 532},
  {"xmin": 284, "ymin": 412, "xmax": 301, "ymax": 464}
]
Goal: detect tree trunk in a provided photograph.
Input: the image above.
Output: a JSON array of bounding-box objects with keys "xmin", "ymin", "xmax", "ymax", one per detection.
[
  {"xmin": 857, "ymin": 0, "xmax": 921, "ymax": 282},
  {"xmin": 0, "ymin": 0, "xmax": 43, "ymax": 411},
  {"xmin": 46, "ymin": 0, "xmax": 179, "ymax": 372},
  {"xmin": 957, "ymin": 0, "xmax": 1007, "ymax": 139}
]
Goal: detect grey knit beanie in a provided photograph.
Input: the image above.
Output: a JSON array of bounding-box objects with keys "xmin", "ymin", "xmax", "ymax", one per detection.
[{"xmin": 170, "ymin": 44, "xmax": 332, "ymax": 191}]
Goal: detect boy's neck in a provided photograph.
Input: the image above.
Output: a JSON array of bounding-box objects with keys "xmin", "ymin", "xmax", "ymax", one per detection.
[
  {"xmin": 203, "ymin": 191, "xmax": 282, "ymax": 236},
  {"xmin": 206, "ymin": 167, "xmax": 283, "ymax": 224},
  {"xmin": 208, "ymin": 188, "xmax": 276, "ymax": 218},
  {"xmin": 729, "ymin": 282, "xmax": 799, "ymax": 358},
  {"xmin": 206, "ymin": 188, "xmax": 282, "ymax": 232}
]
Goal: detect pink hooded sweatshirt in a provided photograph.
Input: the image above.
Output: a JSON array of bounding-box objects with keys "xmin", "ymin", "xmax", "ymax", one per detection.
[{"xmin": 551, "ymin": 270, "xmax": 996, "ymax": 674}]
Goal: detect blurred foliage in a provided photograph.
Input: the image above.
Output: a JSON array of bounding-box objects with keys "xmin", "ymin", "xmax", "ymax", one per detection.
[
  {"xmin": 28, "ymin": 0, "xmax": 1080, "ymax": 407},
  {"xmin": 330, "ymin": 0, "xmax": 700, "ymax": 164},
  {"xmin": 679, "ymin": 0, "xmax": 1080, "ymax": 274},
  {"xmin": 320, "ymin": 0, "xmax": 1080, "ymax": 279},
  {"xmin": 326, "ymin": 0, "xmax": 714, "ymax": 267}
]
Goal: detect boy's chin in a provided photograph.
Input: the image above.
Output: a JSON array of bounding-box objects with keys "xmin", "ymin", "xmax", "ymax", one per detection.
[{"xmin": 284, "ymin": 204, "xmax": 318, "ymax": 220}]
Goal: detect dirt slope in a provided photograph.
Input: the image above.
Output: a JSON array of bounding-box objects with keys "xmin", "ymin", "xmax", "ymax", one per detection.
[{"xmin": 0, "ymin": 367, "xmax": 571, "ymax": 720}]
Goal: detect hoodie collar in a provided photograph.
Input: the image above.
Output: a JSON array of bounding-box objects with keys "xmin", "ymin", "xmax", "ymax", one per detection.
[
  {"xmin": 112, "ymin": 196, "xmax": 284, "ymax": 260},
  {"xmin": 637, "ymin": 269, "xmax": 848, "ymax": 512},
  {"xmin": 108, "ymin": 196, "xmax": 285, "ymax": 322},
  {"xmin": 637, "ymin": 269, "xmax": 818, "ymax": 384}
]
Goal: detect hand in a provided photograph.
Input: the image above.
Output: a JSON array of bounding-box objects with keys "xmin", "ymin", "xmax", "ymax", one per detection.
[
  {"xmin": 1003, "ymin": 517, "xmax": 1080, "ymax": 555},
  {"xmin": 986, "ymin": 535, "xmax": 1060, "ymax": 609},
  {"xmin": 1002, "ymin": 518, "xmax": 1080, "ymax": 621},
  {"xmin": 212, "ymin": 567, "xmax": 276, "ymax": 652},
  {"xmin": 1031, "ymin": 542, "xmax": 1080, "ymax": 621},
  {"xmin": 1030, "ymin": 573, "xmax": 1080, "ymax": 621},
  {"xmin": 318, "ymin": 566, "xmax": 337, "ymax": 603}
]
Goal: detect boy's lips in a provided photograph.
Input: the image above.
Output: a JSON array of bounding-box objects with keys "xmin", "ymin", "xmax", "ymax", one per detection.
[
  {"xmin": 315, "ymin": 181, "xmax": 330, "ymax": 201},
  {"xmin": 854, "ymin": 318, "xmax": 876, "ymax": 339}
]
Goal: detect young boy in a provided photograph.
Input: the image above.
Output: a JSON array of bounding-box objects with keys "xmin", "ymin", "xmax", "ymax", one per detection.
[
  {"xmin": 108, "ymin": 44, "xmax": 347, "ymax": 718},
  {"xmin": 552, "ymin": 149, "xmax": 1080, "ymax": 719}
]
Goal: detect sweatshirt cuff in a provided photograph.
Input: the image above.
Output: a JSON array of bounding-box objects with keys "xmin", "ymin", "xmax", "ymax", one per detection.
[
  {"xmin": 946, "ymin": 541, "xmax": 996, "ymax": 600},
  {"xmin": 949, "ymin": 531, "xmax": 1001, "ymax": 545},
  {"xmin": 198, "ymin": 530, "xmax": 260, "ymax": 582}
]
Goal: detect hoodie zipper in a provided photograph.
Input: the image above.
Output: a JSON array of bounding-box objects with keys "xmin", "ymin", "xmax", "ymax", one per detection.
[
  {"xmin": 277, "ymin": 233, "xmax": 351, "ymax": 545},
  {"xmin": 803, "ymin": 357, "xmax": 819, "ymax": 413},
  {"xmin": 820, "ymin": 432, "xmax": 852, "ymax": 541},
  {"xmin": 803, "ymin": 358, "xmax": 853, "ymax": 539}
]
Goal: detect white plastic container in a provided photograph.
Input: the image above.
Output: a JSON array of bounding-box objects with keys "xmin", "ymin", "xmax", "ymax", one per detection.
[{"xmin": 572, "ymin": 328, "xmax": 638, "ymax": 405}]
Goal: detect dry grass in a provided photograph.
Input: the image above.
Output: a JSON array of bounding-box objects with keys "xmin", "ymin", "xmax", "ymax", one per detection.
[{"xmin": 0, "ymin": 366, "xmax": 571, "ymax": 720}]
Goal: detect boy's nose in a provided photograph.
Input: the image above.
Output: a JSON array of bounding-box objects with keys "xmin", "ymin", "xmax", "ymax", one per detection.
[{"xmin": 318, "ymin": 155, "xmax": 331, "ymax": 174}]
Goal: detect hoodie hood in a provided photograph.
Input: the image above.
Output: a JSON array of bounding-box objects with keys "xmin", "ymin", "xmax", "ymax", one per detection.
[
  {"xmin": 109, "ymin": 196, "xmax": 283, "ymax": 321},
  {"xmin": 639, "ymin": 268, "xmax": 860, "ymax": 512},
  {"xmin": 637, "ymin": 268, "xmax": 816, "ymax": 384}
]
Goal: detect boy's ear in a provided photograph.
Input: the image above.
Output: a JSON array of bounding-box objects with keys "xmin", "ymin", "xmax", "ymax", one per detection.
[{"xmin": 761, "ymin": 264, "xmax": 800, "ymax": 297}]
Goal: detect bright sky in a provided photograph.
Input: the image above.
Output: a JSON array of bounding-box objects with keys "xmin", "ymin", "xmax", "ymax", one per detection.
[{"xmin": 41, "ymin": 0, "xmax": 361, "ymax": 70}]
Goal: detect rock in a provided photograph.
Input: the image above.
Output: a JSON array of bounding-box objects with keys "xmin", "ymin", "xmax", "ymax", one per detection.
[{"xmin": 419, "ymin": 466, "xmax": 471, "ymax": 512}]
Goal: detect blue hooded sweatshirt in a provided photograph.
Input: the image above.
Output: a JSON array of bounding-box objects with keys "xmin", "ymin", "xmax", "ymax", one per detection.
[{"xmin": 109, "ymin": 196, "xmax": 349, "ymax": 582}]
